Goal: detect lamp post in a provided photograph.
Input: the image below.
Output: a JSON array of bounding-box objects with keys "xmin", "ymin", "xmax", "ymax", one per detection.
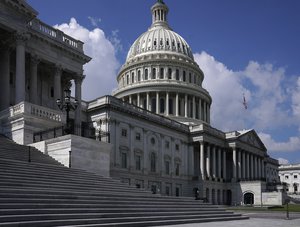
[{"xmin": 56, "ymin": 88, "xmax": 78, "ymax": 134}]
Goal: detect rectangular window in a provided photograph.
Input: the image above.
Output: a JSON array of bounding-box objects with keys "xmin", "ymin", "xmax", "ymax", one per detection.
[
  {"xmin": 136, "ymin": 132, "xmax": 141, "ymax": 141},
  {"xmin": 176, "ymin": 69, "xmax": 179, "ymax": 80},
  {"xmin": 294, "ymin": 175, "xmax": 298, "ymax": 179},
  {"xmin": 145, "ymin": 69, "xmax": 148, "ymax": 80},
  {"xmin": 136, "ymin": 155, "xmax": 141, "ymax": 171},
  {"xmin": 121, "ymin": 129, "xmax": 127, "ymax": 137},
  {"xmin": 168, "ymin": 68, "xmax": 172, "ymax": 79},
  {"xmin": 175, "ymin": 144, "xmax": 179, "ymax": 151},
  {"xmin": 165, "ymin": 141, "xmax": 169, "ymax": 149},
  {"xmin": 152, "ymin": 68, "xmax": 156, "ymax": 79},
  {"xmin": 121, "ymin": 152, "xmax": 127, "ymax": 168},
  {"xmin": 165, "ymin": 161, "xmax": 170, "ymax": 175},
  {"xmin": 131, "ymin": 72, "xmax": 135, "ymax": 83},
  {"xmin": 285, "ymin": 175, "xmax": 289, "ymax": 179}
]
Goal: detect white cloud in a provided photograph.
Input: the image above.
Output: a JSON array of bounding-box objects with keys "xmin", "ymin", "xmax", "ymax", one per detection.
[
  {"xmin": 259, "ymin": 132, "xmax": 300, "ymax": 152},
  {"xmin": 54, "ymin": 18, "xmax": 120, "ymax": 100},
  {"xmin": 277, "ymin": 158, "xmax": 289, "ymax": 165},
  {"xmin": 88, "ymin": 16, "xmax": 101, "ymax": 27},
  {"xmin": 292, "ymin": 77, "xmax": 300, "ymax": 119}
]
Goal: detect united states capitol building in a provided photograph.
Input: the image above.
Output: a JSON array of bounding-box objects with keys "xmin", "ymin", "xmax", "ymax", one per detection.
[{"xmin": 0, "ymin": 0, "xmax": 282, "ymax": 206}]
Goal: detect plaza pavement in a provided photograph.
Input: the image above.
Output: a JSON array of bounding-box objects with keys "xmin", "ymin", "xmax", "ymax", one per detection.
[{"xmin": 160, "ymin": 211, "xmax": 300, "ymax": 227}]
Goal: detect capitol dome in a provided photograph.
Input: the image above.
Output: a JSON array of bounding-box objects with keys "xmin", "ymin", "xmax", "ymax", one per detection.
[{"xmin": 113, "ymin": 0, "xmax": 212, "ymax": 126}]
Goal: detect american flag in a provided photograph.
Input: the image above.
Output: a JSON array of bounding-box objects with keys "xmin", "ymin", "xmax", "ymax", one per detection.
[{"xmin": 243, "ymin": 94, "xmax": 248, "ymax": 110}]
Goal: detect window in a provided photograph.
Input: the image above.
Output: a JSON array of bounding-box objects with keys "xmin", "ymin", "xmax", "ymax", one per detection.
[
  {"xmin": 121, "ymin": 129, "xmax": 127, "ymax": 137},
  {"xmin": 136, "ymin": 132, "xmax": 141, "ymax": 141},
  {"xmin": 136, "ymin": 155, "xmax": 141, "ymax": 171},
  {"xmin": 189, "ymin": 73, "xmax": 192, "ymax": 83},
  {"xmin": 154, "ymin": 39, "xmax": 157, "ymax": 46},
  {"xmin": 150, "ymin": 153, "xmax": 156, "ymax": 172},
  {"xmin": 285, "ymin": 175, "xmax": 289, "ymax": 179},
  {"xmin": 131, "ymin": 72, "xmax": 134, "ymax": 83},
  {"xmin": 294, "ymin": 175, "xmax": 298, "ymax": 179},
  {"xmin": 126, "ymin": 74, "xmax": 129, "ymax": 84},
  {"xmin": 160, "ymin": 68, "xmax": 164, "ymax": 79},
  {"xmin": 166, "ymin": 186, "xmax": 170, "ymax": 196},
  {"xmin": 152, "ymin": 68, "xmax": 156, "ymax": 79},
  {"xmin": 166, "ymin": 39, "xmax": 169, "ymax": 46},
  {"xmin": 151, "ymin": 138, "xmax": 155, "ymax": 145},
  {"xmin": 175, "ymin": 163, "xmax": 180, "ymax": 176},
  {"xmin": 160, "ymin": 98, "xmax": 165, "ymax": 113},
  {"xmin": 183, "ymin": 71, "xmax": 186, "ymax": 81},
  {"xmin": 168, "ymin": 68, "xmax": 172, "ymax": 79},
  {"xmin": 176, "ymin": 69, "xmax": 179, "ymax": 80},
  {"xmin": 169, "ymin": 99, "xmax": 173, "ymax": 114},
  {"xmin": 175, "ymin": 144, "xmax": 179, "ymax": 151},
  {"xmin": 137, "ymin": 70, "xmax": 141, "ymax": 81},
  {"xmin": 50, "ymin": 87, "xmax": 54, "ymax": 97},
  {"xmin": 165, "ymin": 160, "xmax": 170, "ymax": 175},
  {"xmin": 165, "ymin": 141, "xmax": 169, "ymax": 149},
  {"xmin": 145, "ymin": 69, "xmax": 148, "ymax": 80},
  {"xmin": 121, "ymin": 152, "xmax": 127, "ymax": 168}
]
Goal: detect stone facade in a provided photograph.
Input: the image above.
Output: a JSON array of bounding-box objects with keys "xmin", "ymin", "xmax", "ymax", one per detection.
[
  {"xmin": 0, "ymin": 0, "xmax": 281, "ymax": 206},
  {"xmin": 279, "ymin": 164, "xmax": 300, "ymax": 194}
]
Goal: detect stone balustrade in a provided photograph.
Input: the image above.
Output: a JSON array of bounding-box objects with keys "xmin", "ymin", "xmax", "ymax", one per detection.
[{"xmin": 28, "ymin": 18, "xmax": 83, "ymax": 52}]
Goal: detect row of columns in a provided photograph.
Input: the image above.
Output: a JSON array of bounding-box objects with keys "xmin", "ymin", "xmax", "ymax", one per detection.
[
  {"xmin": 232, "ymin": 147, "xmax": 265, "ymax": 181},
  {"xmin": 124, "ymin": 92, "xmax": 210, "ymax": 123},
  {"xmin": 0, "ymin": 32, "xmax": 83, "ymax": 135},
  {"xmin": 199, "ymin": 142, "xmax": 226, "ymax": 181}
]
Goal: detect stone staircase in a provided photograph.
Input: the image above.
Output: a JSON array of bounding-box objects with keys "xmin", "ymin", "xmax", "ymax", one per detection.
[{"xmin": 0, "ymin": 135, "xmax": 248, "ymax": 226}]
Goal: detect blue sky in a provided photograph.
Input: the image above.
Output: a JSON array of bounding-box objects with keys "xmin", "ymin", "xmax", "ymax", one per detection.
[{"xmin": 27, "ymin": 0, "xmax": 300, "ymax": 164}]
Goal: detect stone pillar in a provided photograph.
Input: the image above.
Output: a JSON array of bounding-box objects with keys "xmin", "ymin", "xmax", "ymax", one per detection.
[
  {"xmin": 192, "ymin": 96, "xmax": 196, "ymax": 119},
  {"xmin": 258, "ymin": 157, "xmax": 261, "ymax": 179},
  {"xmin": 212, "ymin": 146, "xmax": 216, "ymax": 179},
  {"xmin": 254, "ymin": 156, "xmax": 258, "ymax": 179},
  {"xmin": 156, "ymin": 92, "xmax": 159, "ymax": 114},
  {"xmin": 115, "ymin": 121, "xmax": 120, "ymax": 167},
  {"xmin": 207, "ymin": 104, "xmax": 210, "ymax": 124},
  {"xmin": 223, "ymin": 150, "xmax": 226, "ymax": 180},
  {"xmin": 0, "ymin": 47, "xmax": 10, "ymax": 110},
  {"xmin": 261, "ymin": 160, "xmax": 265, "ymax": 178},
  {"xmin": 137, "ymin": 93, "xmax": 140, "ymax": 107},
  {"xmin": 15, "ymin": 33, "xmax": 27, "ymax": 104},
  {"xmin": 203, "ymin": 102, "xmax": 207, "ymax": 122},
  {"xmin": 184, "ymin": 94, "xmax": 188, "ymax": 117},
  {"xmin": 199, "ymin": 99, "xmax": 202, "ymax": 120},
  {"xmin": 166, "ymin": 92, "xmax": 169, "ymax": 116},
  {"xmin": 232, "ymin": 147, "xmax": 237, "ymax": 181},
  {"xmin": 54, "ymin": 66, "xmax": 62, "ymax": 104},
  {"xmin": 242, "ymin": 151, "xmax": 246, "ymax": 180},
  {"xmin": 206, "ymin": 144, "xmax": 211, "ymax": 179},
  {"xmin": 29, "ymin": 55, "xmax": 39, "ymax": 104},
  {"xmin": 175, "ymin": 93, "xmax": 179, "ymax": 116},
  {"xmin": 200, "ymin": 142, "xmax": 205, "ymax": 180},
  {"xmin": 129, "ymin": 95, "xmax": 132, "ymax": 104},
  {"xmin": 251, "ymin": 154, "xmax": 254, "ymax": 179},
  {"xmin": 237, "ymin": 149, "xmax": 242, "ymax": 180},
  {"xmin": 246, "ymin": 152, "xmax": 250, "ymax": 179},
  {"xmin": 146, "ymin": 92, "xmax": 149, "ymax": 111},
  {"xmin": 75, "ymin": 75, "xmax": 84, "ymax": 136}
]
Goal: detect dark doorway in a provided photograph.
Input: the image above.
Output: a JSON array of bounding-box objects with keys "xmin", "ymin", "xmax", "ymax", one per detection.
[
  {"xmin": 226, "ymin": 190, "xmax": 232, "ymax": 205},
  {"xmin": 244, "ymin": 192, "xmax": 254, "ymax": 205}
]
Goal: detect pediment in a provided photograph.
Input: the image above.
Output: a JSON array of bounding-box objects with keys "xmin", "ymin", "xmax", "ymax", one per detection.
[{"xmin": 238, "ymin": 130, "xmax": 266, "ymax": 151}]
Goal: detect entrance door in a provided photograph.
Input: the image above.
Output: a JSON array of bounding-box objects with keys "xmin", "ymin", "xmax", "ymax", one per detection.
[{"xmin": 244, "ymin": 192, "xmax": 254, "ymax": 205}]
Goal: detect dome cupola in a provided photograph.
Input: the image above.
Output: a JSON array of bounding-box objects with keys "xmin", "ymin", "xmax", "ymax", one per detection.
[{"xmin": 113, "ymin": 0, "xmax": 212, "ymax": 126}]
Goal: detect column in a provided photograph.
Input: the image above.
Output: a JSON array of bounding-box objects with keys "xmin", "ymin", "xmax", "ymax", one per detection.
[
  {"xmin": 246, "ymin": 152, "xmax": 250, "ymax": 179},
  {"xmin": 200, "ymin": 142, "xmax": 205, "ymax": 180},
  {"xmin": 207, "ymin": 104, "xmax": 210, "ymax": 123},
  {"xmin": 212, "ymin": 146, "xmax": 216, "ymax": 179},
  {"xmin": 175, "ymin": 93, "xmax": 179, "ymax": 116},
  {"xmin": 15, "ymin": 33, "xmax": 27, "ymax": 104},
  {"xmin": 203, "ymin": 102, "xmax": 207, "ymax": 122},
  {"xmin": 261, "ymin": 160, "xmax": 265, "ymax": 178},
  {"xmin": 115, "ymin": 121, "xmax": 120, "ymax": 167},
  {"xmin": 184, "ymin": 94, "xmax": 188, "ymax": 117},
  {"xmin": 223, "ymin": 150, "xmax": 226, "ymax": 181},
  {"xmin": 192, "ymin": 96, "xmax": 196, "ymax": 119},
  {"xmin": 75, "ymin": 75, "xmax": 84, "ymax": 136},
  {"xmin": 237, "ymin": 150, "xmax": 241, "ymax": 180},
  {"xmin": 206, "ymin": 144, "xmax": 211, "ymax": 179},
  {"xmin": 137, "ymin": 93, "xmax": 140, "ymax": 107},
  {"xmin": 146, "ymin": 92, "xmax": 149, "ymax": 111},
  {"xmin": 218, "ymin": 148, "xmax": 222, "ymax": 179},
  {"xmin": 54, "ymin": 66, "xmax": 62, "ymax": 104},
  {"xmin": 0, "ymin": 47, "xmax": 10, "ymax": 110},
  {"xmin": 254, "ymin": 156, "xmax": 258, "ymax": 179},
  {"xmin": 156, "ymin": 92, "xmax": 159, "ymax": 114},
  {"xmin": 199, "ymin": 99, "xmax": 202, "ymax": 120},
  {"xmin": 232, "ymin": 147, "xmax": 237, "ymax": 181},
  {"xmin": 251, "ymin": 154, "xmax": 254, "ymax": 179},
  {"xmin": 166, "ymin": 92, "xmax": 169, "ymax": 116},
  {"xmin": 242, "ymin": 151, "xmax": 246, "ymax": 180},
  {"xmin": 258, "ymin": 157, "xmax": 261, "ymax": 179},
  {"xmin": 29, "ymin": 55, "xmax": 39, "ymax": 104}
]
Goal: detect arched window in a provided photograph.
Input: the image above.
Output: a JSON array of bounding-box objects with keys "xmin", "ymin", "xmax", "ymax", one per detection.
[
  {"xmin": 160, "ymin": 68, "xmax": 164, "ymax": 79},
  {"xmin": 169, "ymin": 98, "xmax": 173, "ymax": 115},
  {"xmin": 150, "ymin": 153, "xmax": 156, "ymax": 172},
  {"xmin": 152, "ymin": 68, "xmax": 156, "ymax": 79},
  {"xmin": 137, "ymin": 70, "xmax": 141, "ymax": 81},
  {"xmin": 176, "ymin": 69, "xmax": 179, "ymax": 80},
  {"xmin": 131, "ymin": 72, "xmax": 134, "ymax": 83},
  {"xmin": 168, "ymin": 68, "xmax": 172, "ymax": 79},
  {"xmin": 126, "ymin": 74, "xmax": 129, "ymax": 84},
  {"xmin": 183, "ymin": 71, "xmax": 186, "ymax": 81},
  {"xmin": 145, "ymin": 69, "xmax": 148, "ymax": 80},
  {"xmin": 151, "ymin": 98, "xmax": 156, "ymax": 112},
  {"xmin": 244, "ymin": 192, "xmax": 254, "ymax": 205}
]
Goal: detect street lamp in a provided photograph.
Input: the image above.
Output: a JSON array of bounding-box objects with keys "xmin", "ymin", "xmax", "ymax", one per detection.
[{"xmin": 56, "ymin": 88, "xmax": 78, "ymax": 134}]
